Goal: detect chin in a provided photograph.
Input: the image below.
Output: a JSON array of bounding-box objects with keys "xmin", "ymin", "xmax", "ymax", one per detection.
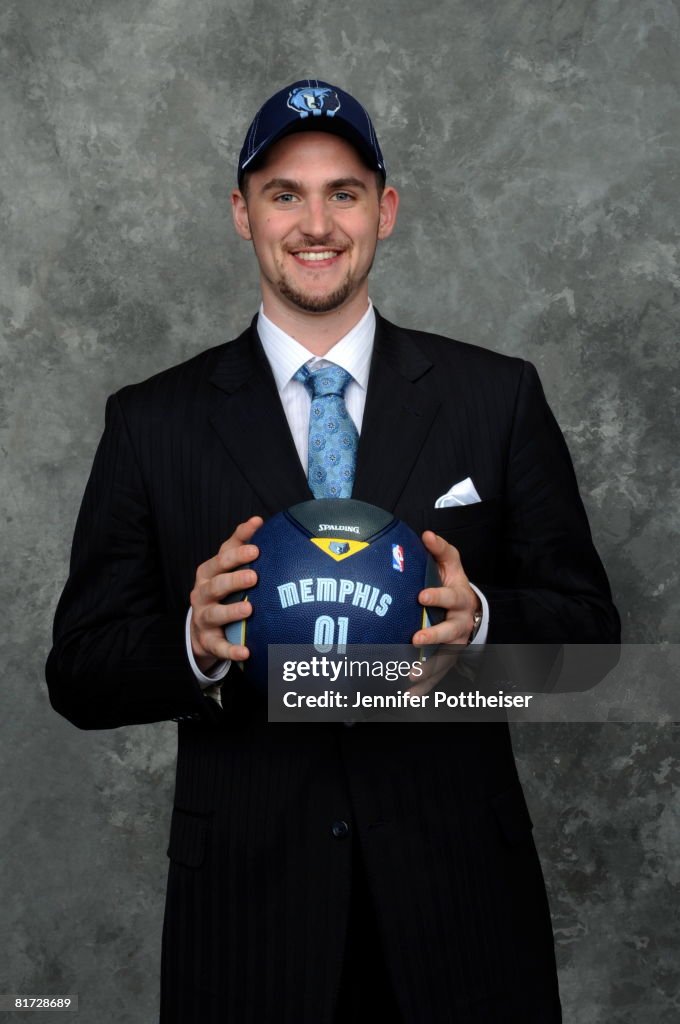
[
  {"xmin": 279, "ymin": 280, "xmax": 354, "ymax": 314},
  {"xmin": 277, "ymin": 267, "xmax": 371, "ymax": 314}
]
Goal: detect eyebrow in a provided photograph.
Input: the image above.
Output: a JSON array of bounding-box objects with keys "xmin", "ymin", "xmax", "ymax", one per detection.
[
  {"xmin": 326, "ymin": 177, "xmax": 368, "ymax": 192},
  {"xmin": 259, "ymin": 176, "xmax": 369, "ymax": 195}
]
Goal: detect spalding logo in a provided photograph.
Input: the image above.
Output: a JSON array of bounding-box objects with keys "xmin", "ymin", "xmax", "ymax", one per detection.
[
  {"xmin": 318, "ymin": 523, "xmax": 360, "ymax": 533},
  {"xmin": 287, "ymin": 86, "xmax": 341, "ymax": 119}
]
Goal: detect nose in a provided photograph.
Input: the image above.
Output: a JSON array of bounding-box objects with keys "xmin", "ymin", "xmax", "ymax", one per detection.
[{"xmin": 299, "ymin": 195, "xmax": 333, "ymax": 239}]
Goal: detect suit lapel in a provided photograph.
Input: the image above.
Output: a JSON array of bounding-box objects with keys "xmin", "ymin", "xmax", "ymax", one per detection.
[
  {"xmin": 208, "ymin": 319, "xmax": 312, "ymax": 515},
  {"xmin": 207, "ymin": 313, "xmax": 441, "ymax": 516},
  {"xmin": 353, "ymin": 313, "xmax": 441, "ymax": 510}
]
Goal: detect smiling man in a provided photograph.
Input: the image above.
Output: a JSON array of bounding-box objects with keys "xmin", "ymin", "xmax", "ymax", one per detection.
[
  {"xmin": 47, "ymin": 80, "xmax": 619, "ymax": 1023},
  {"xmin": 232, "ymin": 132, "xmax": 397, "ymax": 325}
]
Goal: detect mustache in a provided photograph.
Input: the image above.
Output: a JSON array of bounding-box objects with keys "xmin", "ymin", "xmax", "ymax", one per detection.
[{"xmin": 284, "ymin": 238, "xmax": 350, "ymax": 252}]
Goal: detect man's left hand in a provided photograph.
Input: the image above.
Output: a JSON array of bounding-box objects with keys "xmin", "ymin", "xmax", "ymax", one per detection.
[{"xmin": 408, "ymin": 531, "xmax": 481, "ymax": 694}]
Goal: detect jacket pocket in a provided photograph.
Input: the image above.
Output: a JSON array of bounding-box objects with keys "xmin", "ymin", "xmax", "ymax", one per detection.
[
  {"xmin": 421, "ymin": 497, "xmax": 502, "ymax": 535},
  {"xmin": 490, "ymin": 784, "xmax": 534, "ymax": 846},
  {"xmin": 419, "ymin": 498, "xmax": 502, "ymax": 580},
  {"xmin": 166, "ymin": 807, "xmax": 212, "ymax": 867}
]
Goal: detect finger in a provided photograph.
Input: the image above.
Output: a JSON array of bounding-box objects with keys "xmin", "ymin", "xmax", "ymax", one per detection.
[
  {"xmin": 407, "ymin": 646, "xmax": 463, "ymax": 693},
  {"xmin": 211, "ymin": 567, "xmax": 258, "ymax": 601},
  {"xmin": 418, "ymin": 584, "xmax": 468, "ymax": 612},
  {"xmin": 216, "ymin": 543, "xmax": 260, "ymax": 573},
  {"xmin": 196, "ymin": 517, "xmax": 264, "ymax": 582},
  {"xmin": 407, "ymin": 654, "xmax": 450, "ymax": 695},
  {"xmin": 191, "ymin": 569, "xmax": 258, "ymax": 614},
  {"xmin": 201, "ymin": 598, "xmax": 253, "ymax": 629},
  {"xmin": 412, "ymin": 616, "xmax": 471, "ymax": 648},
  {"xmin": 421, "ymin": 530, "xmax": 459, "ymax": 561},
  {"xmin": 225, "ymin": 635, "xmax": 250, "ymax": 662},
  {"xmin": 227, "ymin": 516, "xmax": 265, "ymax": 546},
  {"xmin": 408, "ymin": 654, "xmax": 435, "ymax": 689},
  {"xmin": 191, "ymin": 604, "xmax": 253, "ymax": 661},
  {"xmin": 196, "ymin": 629, "xmax": 250, "ymax": 664},
  {"xmin": 406, "ymin": 678, "xmax": 433, "ymax": 697},
  {"xmin": 421, "ymin": 531, "xmax": 464, "ymax": 581},
  {"xmin": 198, "ymin": 543, "xmax": 260, "ymax": 583}
]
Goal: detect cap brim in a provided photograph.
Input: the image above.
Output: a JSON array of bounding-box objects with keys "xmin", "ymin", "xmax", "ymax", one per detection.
[{"xmin": 239, "ymin": 117, "xmax": 384, "ymax": 185}]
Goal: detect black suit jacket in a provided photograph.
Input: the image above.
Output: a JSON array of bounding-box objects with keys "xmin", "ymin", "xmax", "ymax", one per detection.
[{"xmin": 47, "ymin": 313, "xmax": 619, "ymax": 1023}]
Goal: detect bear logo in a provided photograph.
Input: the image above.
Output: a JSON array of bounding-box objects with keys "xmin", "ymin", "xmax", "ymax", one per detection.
[{"xmin": 287, "ymin": 86, "xmax": 341, "ymax": 119}]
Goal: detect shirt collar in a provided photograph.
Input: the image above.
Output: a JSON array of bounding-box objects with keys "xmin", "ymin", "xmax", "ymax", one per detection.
[{"xmin": 257, "ymin": 302, "xmax": 375, "ymax": 393}]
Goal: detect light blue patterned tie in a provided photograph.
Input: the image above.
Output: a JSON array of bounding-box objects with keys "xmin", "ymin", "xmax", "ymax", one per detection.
[{"xmin": 293, "ymin": 363, "xmax": 359, "ymax": 498}]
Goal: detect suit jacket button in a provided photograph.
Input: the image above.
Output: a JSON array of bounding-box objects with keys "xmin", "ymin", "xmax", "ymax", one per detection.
[{"xmin": 331, "ymin": 820, "xmax": 350, "ymax": 839}]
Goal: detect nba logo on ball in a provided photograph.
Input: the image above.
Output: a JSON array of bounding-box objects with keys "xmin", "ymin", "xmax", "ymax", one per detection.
[{"xmin": 225, "ymin": 499, "xmax": 443, "ymax": 690}]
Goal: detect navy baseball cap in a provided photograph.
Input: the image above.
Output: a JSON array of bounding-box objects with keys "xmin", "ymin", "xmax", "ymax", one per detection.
[{"xmin": 237, "ymin": 79, "xmax": 386, "ymax": 187}]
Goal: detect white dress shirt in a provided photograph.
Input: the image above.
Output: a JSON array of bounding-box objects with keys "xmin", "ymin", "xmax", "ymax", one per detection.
[
  {"xmin": 186, "ymin": 302, "xmax": 488, "ymax": 689},
  {"xmin": 258, "ymin": 301, "xmax": 375, "ymax": 468}
]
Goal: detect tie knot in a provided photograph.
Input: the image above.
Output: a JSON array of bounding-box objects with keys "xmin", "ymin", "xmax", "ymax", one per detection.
[{"xmin": 294, "ymin": 363, "xmax": 353, "ymax": 398}]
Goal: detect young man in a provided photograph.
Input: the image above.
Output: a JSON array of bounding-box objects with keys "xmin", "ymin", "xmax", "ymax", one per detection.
[{"xmin": 47, "ymin": 80, "xmax": 619, "ymax": 1023}]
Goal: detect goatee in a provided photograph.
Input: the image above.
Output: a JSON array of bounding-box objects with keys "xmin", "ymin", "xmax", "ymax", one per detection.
[{"xmin": 277, "ymin": 275, "xmax": 355, "ymax": 314}]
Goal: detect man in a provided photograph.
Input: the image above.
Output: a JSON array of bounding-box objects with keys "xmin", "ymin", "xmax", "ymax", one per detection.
[{"xmin": 47, "ymin": 79, "xmax": 620, "ymax": 1023}]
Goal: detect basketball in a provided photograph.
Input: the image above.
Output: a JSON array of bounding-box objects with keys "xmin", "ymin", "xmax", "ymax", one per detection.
[{"xmin": 224, "ymin": 498, "xmax": 443, "ymax": 688}]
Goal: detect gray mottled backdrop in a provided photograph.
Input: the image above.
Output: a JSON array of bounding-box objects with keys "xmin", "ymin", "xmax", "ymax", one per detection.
[{"xmin": 1, "ymin": 1, "xmax": 678, "ymax": 1021}]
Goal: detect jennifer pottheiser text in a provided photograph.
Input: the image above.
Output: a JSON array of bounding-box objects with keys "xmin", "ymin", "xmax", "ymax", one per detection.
[{"xmin": 282, "ymin": 690, "xmax": 534, "ymax": 709}]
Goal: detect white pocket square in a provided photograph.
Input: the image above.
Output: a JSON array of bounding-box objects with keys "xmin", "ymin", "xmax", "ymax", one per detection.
[{"xmin": 434, "ymin": 477, "xmax": 482, "ymax": 508}]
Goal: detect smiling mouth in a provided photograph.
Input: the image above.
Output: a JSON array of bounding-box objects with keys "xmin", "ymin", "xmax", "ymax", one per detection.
[{"xmin": 290, "ymin": 249, "xmax": 343, "ymax": 263}]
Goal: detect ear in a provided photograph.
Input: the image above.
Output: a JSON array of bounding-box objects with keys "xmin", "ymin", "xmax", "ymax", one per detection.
[
  {"xmin": 377, "ymin": 185, "xmax": 399, "ymax": 240},
  {"xmin": 231, "ymin": 189, "xmax": 252, "ymax": 240}
]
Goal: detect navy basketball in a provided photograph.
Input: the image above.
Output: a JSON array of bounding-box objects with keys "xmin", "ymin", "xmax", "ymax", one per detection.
[{"xmin": 225, "ymin": 499, "xmax": 443, "ymax": 688}]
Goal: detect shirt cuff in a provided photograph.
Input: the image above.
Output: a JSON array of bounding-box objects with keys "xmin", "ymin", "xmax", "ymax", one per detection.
[
  {"xmin": 468, "ymin": 584, "xmax": 489, "ymax": 645},
  {"xmin": 185, "ymin": 608, "xmax": 231, "ymax": 687}
]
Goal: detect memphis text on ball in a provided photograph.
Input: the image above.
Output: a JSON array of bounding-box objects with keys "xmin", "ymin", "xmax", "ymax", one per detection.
[{"xmin": 277, "ymin": 576, "xmax": 393, "ymax": 617}]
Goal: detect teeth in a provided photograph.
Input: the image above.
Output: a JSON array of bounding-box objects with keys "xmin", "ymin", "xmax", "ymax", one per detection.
[{"xmin": 294, "ymin": 251, "xmax": 338, "ymax": 262}]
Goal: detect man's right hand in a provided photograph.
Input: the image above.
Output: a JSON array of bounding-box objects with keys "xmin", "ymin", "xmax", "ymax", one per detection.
[{"xmin": 189, "ymin": 516, "xmax": 263, "ymax": 674}]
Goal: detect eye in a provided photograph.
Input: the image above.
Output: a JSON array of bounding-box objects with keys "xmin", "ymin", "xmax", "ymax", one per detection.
[
  {"xmin": 274, "ymin": 193, "xmax": 298, "ymax": 204},
  {"xmin": 332, "ymin": 191, "xmax": 354, "ymax": 202}
]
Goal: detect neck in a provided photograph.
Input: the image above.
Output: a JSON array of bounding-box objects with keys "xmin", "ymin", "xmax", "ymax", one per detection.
[{"xmin": 261, "ymin": 290, "xmax": 370, "ymax": 356}]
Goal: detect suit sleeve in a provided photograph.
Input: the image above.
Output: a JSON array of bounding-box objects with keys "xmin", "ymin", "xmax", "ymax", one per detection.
[
  {"xmin": 481, "ymin": 360, "xmax": 621, "ymax": 645},
  {"xmin": 46, "ymin": 393, "xmax": 220, "ymax": 729}
]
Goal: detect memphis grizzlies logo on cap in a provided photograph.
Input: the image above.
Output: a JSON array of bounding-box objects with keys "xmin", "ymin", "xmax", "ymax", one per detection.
[
  {"xmin": 287, "ymin": 86, "xmax": 341, "ymax": 119},
  {"xmin": 237, "ymin": 78, "xmax": 386, "ymax": 186}
]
